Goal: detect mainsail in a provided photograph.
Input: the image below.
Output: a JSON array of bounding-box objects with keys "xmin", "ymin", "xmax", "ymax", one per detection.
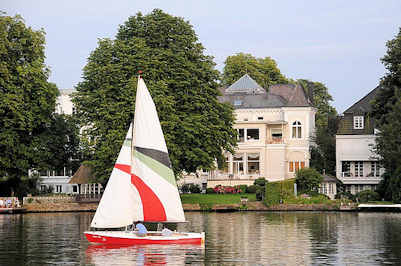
[{"xmin": 91, "ymin": 77, "xmax": 185, "ymax": 228}]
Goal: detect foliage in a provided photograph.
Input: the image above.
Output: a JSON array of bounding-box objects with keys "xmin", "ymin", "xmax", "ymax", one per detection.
[
  {"xmin": 371, "ymin": 28, "xmax": 401, "ymax": 203},
  {"xmin": 298, "ymin": 80, "xmax": 338, "ymax": 176},
  {"xmin": 246, "ymin": 185, "xmax": 259, "ymax": 194},
  {"xmin": 0, "ymin": 14, "xmax": 58, "ymax": 184},
  {"xmin": 238, "ymin": 184, "xmax": 248, "ymax": 193},
  {"xmin": 295, "ymin": 168, "xmax": 323, "ymax": 194},
  {"xmin": 253, "ymin": 177, "xmax": 267, "ymax": 187},
  {"xmin": 298, "ymin": 79, "xmax": 337, "ymax": 129},
  {"xmin": 265, "ymin": 179, "xmax": 295, "ymax": 205},
  {"xmin": 255, "ymin": 186, "xmax": 264, "ymax": 201},
  {"xmin": 180, "ymin": 183, "xmax": 201, "ymax": 194},
  {"xmin": 213, "ymin": 185, "xmax": 242, "ymax": 194},
  {"xmin": 34, "ymin": 114, "xmax": 81, "ymax": 174},
  {"xmin": 335, "ymin": 191, "xmax": 356, "ymax": 201},
  {"xmin": 73, "ymin": 9, "xmax": 237, "ymax": 183},
  {"xmin": 355, "ymin": 190, "xmax": 381, "ymax": 203},
  {"xmin": 283, "ymin": 194, "xmax": 334, "ymax": 205},
  {"xmin": 221, "ymin": 53, "xmax": 288, "ymax": 89},
  {"xmin": 0, "ymin": 177, "xmax": 40, "ymax": 199},
  {"xmin": 180, "ymin": 193, "xmax": 257, "ymax": 204},
  {"xmin": 206, "ymin": 188, "xmax": 215, "ymax": 194}
]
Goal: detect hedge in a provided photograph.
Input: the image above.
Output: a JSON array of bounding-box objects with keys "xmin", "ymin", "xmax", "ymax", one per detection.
[{"xmin": 265, "ymin": 179, "xmax": 295, "ymax": 205}]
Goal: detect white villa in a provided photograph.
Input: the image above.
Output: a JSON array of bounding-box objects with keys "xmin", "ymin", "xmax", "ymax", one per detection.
[
  {"xmin": 204, "ymin": 74, "xmax": 316, "ymax": 188},
  {"xmin": 336, "ymin": 87, "xmax": 384, "ymax": 194}
]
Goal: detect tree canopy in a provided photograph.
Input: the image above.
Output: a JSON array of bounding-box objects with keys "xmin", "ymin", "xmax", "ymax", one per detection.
[
  {"xmin": 0, "ymin": 14, "xmax": 58, "ymax": 182},
  {"xmin": 371, "ymin": 27, "xmax": 401, "ymax": 202},
  {"xmin": 295, "ymin": 168, "xmax": 323, "ymax": 194},
  {"xmin": 73, "ymin": 9, "xmax": 237, "ymax": 183},
  {"xmin": 221, "ymin": 53, "xmax": 288, "ymax": 89},
  {"xmin": 298, "ymin": 79, "xmax": 338, "ymax": 176}
]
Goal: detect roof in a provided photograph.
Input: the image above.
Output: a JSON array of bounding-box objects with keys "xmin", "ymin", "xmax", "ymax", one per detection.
[
  {"xmin": 225, "ymin": 74, "xmax": 265, "ymax": 94},
  {"xmin": 219, "ymin": 78, "xmax": 312, "ymax": 109},
  {"xmin": 322, "ymin": 174, "xmax": 340, "ymax": 183},
  {"xmin": 269, "ymin": 84, "xmax": 311, "ymax": 107},
  {"xmin": 343, "ymin": 86, "xmax": 382, "ymax": 114},
  {"xmin": 69, "ymin": 164, "xmax": 94, "ymax": 184}
]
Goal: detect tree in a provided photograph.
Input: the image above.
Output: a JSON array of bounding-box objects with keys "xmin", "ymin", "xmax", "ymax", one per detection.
[
  {"xmin": 221, "ymin": 53, "xmax": 288, "ymax": 89},
  {"xmin": 371, "ymin": 28, "xmax": 401, "ymax": 202},
  {"xmin": 295, "ymin": 168, "xmax": 323, "ymax": 194},
  {"xmin": 0, "ymin": 14, "xmax": 58, "ymax": 185},
  {"xmin": 73, "ymin": 9, "xmax": 237, "ymax": 183},
  {"xmin": 35, "ymin": 114, "xmax": 81, "ymax": 175},
  {"xmin": 298, "ymin": 80, "xmax": 338, "ymax": 175},
  {"xmin": 297, "ymin": 79, "xmax": 337, "ymax": 129}
]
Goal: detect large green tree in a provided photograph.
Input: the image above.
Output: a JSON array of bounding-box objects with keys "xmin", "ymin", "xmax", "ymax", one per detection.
[
  {"xmin": 221, "ymin": 53, "xmax": 288, "ymax": 89},
  {"xmin": 298, "ymin": 80, "xmax": 338, "ymax": 176},
  {"xmin": 371, "ymin": 28, "xmax": 401, "ymax": 202},
  {"xmin": 73, "ymin": 9, "xmax": 237, "ymax": 183},
  {"xmin": 0, "ymin": 14, "xmax": 58, "ymax": 183}
]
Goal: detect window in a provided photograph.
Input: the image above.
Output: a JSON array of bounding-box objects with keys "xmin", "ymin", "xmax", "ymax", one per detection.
[
  {"xmin": 292, "ymin": 121, "xmax": 302, "ymax": 138},
  {"xmin": 40, "ymin": 185, "xmax": 47, "ymax": 191},
  {"xmin": 247, "ymin": 129, "xmax": 259, "ymax": 141},
  {"xmin": 271, "ymin": 128, "xmax": 282, "ymax": 143},
  {"xmin": 73, "ymin": 186, "xmax": 78, "ymax": 193},
  {"xmin": 237, "ymin": 128, "xmax": 259, "ymax": 142},
  {"xmin": 355, "ymin": 161, "xmax": 364, "ymax": 177},
  {"xmin": 353, "ymin": 116, "xmax": 364, "ymax": 129},
  {"xmin": 342, "ymin": 161, "xmax": 351, "ymax": 177},
  {"xmin": 238, "ymin": 129, "xmax": 245, "ymax": 142},
  {"xmin": 371, "ymin": 161, "xmax": 379, "ymax": 177},
  {"xmin": 247, "ymin": 153, "xmax": 260, "ymax": 175},
  {"xmin": 56, "ymin": 185, "xmax": 62, "ymax": 193},
  {"xmin": 257, "ymin": 116, "xmax": 263, "ymax": 120},
  {"xmin": 234, "ymin": 100, "xmax": 242, "ymax": 106},
  {"xmin": 289, "ymin": 161, "xmax": 305, "ymax": 172},
  {"xmin": 329, "ymin": 183, "xmax": 334, "ymax": 194},
  {"xmin": 233, "ymin": 154, "xmax": 244, "ymax": 175}
]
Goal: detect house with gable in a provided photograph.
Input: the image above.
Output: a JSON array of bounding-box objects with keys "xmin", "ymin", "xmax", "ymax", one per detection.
[
  {"xmin": 204, "ymin": 74, "xmax": 316, "ymax": 188},
  {"xmin": 336, "ymin": 87, "xmax": 384, "ymax": 194}
]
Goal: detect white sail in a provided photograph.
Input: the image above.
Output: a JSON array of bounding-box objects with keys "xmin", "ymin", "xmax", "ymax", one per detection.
[{"xmin": 91, "ymin": 76, "xmax": 185, "ymax": 228}]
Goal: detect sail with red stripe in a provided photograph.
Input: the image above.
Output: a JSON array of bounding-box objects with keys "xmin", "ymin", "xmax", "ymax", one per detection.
[{"xmin": 91, "ymin": 76, "xmax": 185, "ymax": 228}]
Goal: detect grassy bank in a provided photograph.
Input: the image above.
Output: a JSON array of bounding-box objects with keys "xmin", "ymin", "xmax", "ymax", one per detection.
[{"xmin": 180, "ymin": 193, "xmax": 256, "ymax": 204}]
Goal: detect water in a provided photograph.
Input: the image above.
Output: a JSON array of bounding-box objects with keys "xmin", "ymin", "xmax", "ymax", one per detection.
[{"xmin": 1, "ymin": 211, "xmax": 401, "ymax": 265}]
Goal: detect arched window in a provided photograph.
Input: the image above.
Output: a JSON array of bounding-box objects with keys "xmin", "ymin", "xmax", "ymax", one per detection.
[{"xmin": 292, "ymin": 121, "xmax": 302, "ymax": 138}]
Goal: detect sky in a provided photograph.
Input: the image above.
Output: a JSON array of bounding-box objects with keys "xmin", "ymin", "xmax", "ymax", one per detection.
[{"xmin": 3, "ymin": 0, "xmax": 401, "ymax": 113}]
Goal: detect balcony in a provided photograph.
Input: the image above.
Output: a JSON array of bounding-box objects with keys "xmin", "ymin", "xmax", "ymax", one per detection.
[{"xmin": 267, "ymin": 138, "xmax": 284, "ymax": 144}]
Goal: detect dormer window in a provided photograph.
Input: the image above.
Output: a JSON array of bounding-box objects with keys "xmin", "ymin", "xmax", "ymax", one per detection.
[{"xmin": 353, "ymin": 116, "xmax": 364, "ymax": 129}]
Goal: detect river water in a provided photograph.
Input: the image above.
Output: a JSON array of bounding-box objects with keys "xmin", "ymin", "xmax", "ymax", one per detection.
[{"xmin": 0, "ymin": 211, "xmax": 400, "ymax": 265}]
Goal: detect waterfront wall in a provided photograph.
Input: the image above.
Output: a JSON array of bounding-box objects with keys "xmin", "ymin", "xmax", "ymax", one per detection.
[{"xmin": 23, "ymin": 196, "xmax": 98, "ymax": 212}]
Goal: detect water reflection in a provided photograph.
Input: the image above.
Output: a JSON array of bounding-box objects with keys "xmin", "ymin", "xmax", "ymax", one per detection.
[
  {"xmin": 86, "ymin": 244, "xmax": 204, "ymax": 265},
  {"xmin": 0, "ymin": 212, "xmax": 400, "ymax": 265}
]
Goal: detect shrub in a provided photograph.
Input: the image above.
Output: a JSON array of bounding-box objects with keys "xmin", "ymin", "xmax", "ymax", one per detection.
[
  {"xmin": 254, "ymin": 177, "xmax": 267, "ymax": 187},
  {"xmin": 213, "ymin": 185, "xmax": 242, "ymax": 194},
  {"xmin": 265, "ymin": 179, "xmax": 295, "ymax": 205},
  {"xmin": 206, "ymin": 188, "xmax": 215, "ymax": 194},
  {"xmin": 239, "ymin": 185, "xmax": 248, "ymax": 194},
  {"xmin": 356, "ymin": 190, "xmax": 381, "ymax": 203},
  {"xmin": 335, "ymin": 191, "xmax": 356, "ymax": 201},
  {"xmin": 296, "ymin": 168, "xmax": 323, "ymax": 194},
  {"xmin": 256, "ymin": 186, "xmax": 265, "ymax": 201},
  {"xmin": 246, "ymin": 185, "xmax": 259, "ymax": 193},
  {"xmin": 189, "ymin": 184, "xmax": 201, "ymax": 193},
  {"xmin": 181, "ymin": 184, "xmax": 191, "ymax": 193}
]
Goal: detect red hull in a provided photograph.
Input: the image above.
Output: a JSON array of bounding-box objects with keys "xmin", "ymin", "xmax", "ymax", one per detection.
[{"xmin": 85, "ymin": 232, "xmax": 203, "ymax": 245}]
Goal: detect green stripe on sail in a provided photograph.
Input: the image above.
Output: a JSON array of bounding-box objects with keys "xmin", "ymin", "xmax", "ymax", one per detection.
[{"xmin": 134, "ymin": 150, "xmax": 176, "ymax": 187}]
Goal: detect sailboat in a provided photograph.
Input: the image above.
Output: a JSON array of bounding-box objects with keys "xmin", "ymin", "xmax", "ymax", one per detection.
[{"xmin": 84, "ymin": 75, "xmax": 205, "ymax": 245}]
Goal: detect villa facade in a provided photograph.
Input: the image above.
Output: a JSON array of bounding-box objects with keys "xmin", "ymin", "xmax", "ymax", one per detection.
[
  {"xmin": 336, "ymin": 86, "xmax": 384, "ymax": 194},
  {"xmin": 206, "ymin": 74, "xmax": 316, "ymax": 188}
]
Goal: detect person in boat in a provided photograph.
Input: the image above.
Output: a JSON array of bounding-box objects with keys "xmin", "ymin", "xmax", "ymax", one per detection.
[
  {"xmin": 0, "ymin": 199, "xmax": 3, "ymax": 208},
  {"xmin": 135, "ymin": 222, "xmax": 147, "ymax": 237}
]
